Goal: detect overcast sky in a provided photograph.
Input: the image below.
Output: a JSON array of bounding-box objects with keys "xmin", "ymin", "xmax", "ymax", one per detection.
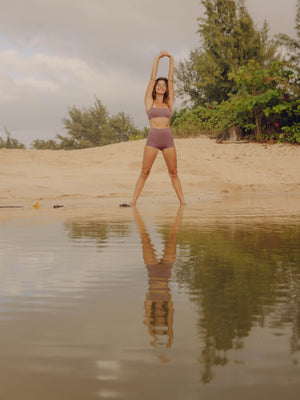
[{"xmin": 0, "ymin": 0, "xmax": 297, "ymax": 146}]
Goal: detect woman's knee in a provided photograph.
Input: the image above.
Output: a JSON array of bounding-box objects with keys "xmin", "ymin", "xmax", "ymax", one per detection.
[
  {"xmin": 141, "ymin": 167, "xmax": 151, "ymax": 178},
  {"xmin": 168, "ymin": 168, "xmax": 178, "ymax": 178}
]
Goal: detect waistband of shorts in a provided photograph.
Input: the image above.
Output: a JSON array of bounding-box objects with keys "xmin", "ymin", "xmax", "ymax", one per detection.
[{"xmin": 149, "ymin": 127, "xmax": 172, "ymax": 133}]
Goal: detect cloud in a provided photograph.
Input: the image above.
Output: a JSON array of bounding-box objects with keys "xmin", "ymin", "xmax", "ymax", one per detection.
[
  {"xmin": 0, "ymin": 49, "xmax": 147, "ymax": 145},
  {"xmin": 0, "ymin": 0, "xmax": 200, "ymax": 71},
  {"xmin": 0, "ymin": 70, "xmax": 20, "ymax": 102}
]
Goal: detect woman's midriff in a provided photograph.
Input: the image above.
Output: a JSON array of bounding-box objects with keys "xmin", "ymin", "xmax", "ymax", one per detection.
[{"xmin": 149, "ymin": 117, "xmax": 170, "ymax": 130}]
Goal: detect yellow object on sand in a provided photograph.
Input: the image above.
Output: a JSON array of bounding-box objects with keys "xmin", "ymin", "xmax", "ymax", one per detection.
[{"xmin": 33, "ymin": 202, "xmax": 40, "ymax": 209}]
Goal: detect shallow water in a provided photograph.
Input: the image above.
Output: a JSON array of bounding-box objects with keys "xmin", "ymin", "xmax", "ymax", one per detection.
[{"xmin": 0, "ymin": 207, "xmax": 299, "ymax": 399}]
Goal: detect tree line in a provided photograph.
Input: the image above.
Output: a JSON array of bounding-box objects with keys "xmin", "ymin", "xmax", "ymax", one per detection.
[
  {"xmin": 32, "ymin": 98, "xmax": 147, "ymax": 150},
  {"xmin": 1, "ymin": 0, "xmax": 299, "ymax": 149},
  {"xmin": 173, "ymin": 0, "xmax": 300, "ymax": 143}
]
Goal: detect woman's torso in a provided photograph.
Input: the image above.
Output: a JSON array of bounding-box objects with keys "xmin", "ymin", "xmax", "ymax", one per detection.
[{"xmin": 147, "ymin": 104, "xmax": 172, "ymax": 129}]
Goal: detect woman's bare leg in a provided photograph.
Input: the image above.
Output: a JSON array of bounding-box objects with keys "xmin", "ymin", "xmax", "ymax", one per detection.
[
  {"xmin": 162, "ymin": 146, "xmax": 186, "ymax": 205},
  {"xmin": 132, "ymin": 207, "xmax": 158, "ymax": 265},
  {"xmin": 131, "ymin": 145, "xmax": 159, "ymax": 206}
]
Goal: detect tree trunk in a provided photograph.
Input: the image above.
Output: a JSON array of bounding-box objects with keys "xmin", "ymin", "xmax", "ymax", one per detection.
[{"xmin": 254, "ymin": 110, "xmax": 262, "ymax": 141}]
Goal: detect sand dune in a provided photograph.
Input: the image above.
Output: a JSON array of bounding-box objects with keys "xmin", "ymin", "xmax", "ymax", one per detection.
[{"xmin": 1, "ymin": 137, "xmax": 300, "ymax": 211}]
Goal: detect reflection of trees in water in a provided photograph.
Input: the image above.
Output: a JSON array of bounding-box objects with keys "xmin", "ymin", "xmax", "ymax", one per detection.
[
  {"xmin": 63, "ymin": 217, "xmax": 300, "ymax": 375},
  {"xmin": 64, "ymin": 220, "xmax": 130, "ymax": 248},
  {"xmin": 269, "ymin": 259, "xmax": 300, "ymax": 354},
  {"xmin": 174, "ymin": 224, "xmax": 300, "ymax": 383}
]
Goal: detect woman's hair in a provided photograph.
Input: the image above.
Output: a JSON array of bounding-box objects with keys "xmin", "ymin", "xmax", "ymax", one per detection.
[{"xmin": 152, "ymin": 77, "xmax": 169, "ymax": 103}]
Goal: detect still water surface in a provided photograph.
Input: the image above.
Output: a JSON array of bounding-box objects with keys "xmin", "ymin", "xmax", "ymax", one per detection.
[{"xmin": 0, "ymin": 208, "xmax": 299, "ymax": 399}]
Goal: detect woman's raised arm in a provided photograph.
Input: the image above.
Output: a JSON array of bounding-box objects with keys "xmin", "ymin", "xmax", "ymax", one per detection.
[
  {"xmin": 166, "ymin": 52, "xmax": 175, "ymax": 109},
  {"xmin": 144, "ymin": 52, "xmax": 165, "ymax": 111}
]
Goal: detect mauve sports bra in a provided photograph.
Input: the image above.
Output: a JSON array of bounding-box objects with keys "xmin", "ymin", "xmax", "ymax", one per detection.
[{"xmin": 147, "ymin": 105, "xmax": 172, "ymax": 120}]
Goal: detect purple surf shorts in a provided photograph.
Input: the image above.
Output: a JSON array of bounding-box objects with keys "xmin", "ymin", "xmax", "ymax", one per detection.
[{"xmin": 146, "ymin": 128, "xmax": 175, "ymax": 151}]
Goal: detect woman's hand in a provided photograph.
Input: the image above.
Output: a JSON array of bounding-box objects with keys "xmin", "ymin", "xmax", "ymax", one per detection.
[
  {"xmin": 165, "ymin": 51, "xmax": 173, "ymax": 59},
  {"xmin": 159, "ymin": 50, "xmax": 173, "ymax": 58}
]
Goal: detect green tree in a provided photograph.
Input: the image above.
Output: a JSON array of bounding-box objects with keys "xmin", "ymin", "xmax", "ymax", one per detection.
[
  {"xmin": 57, "ymin": 98, "xmax": 143, "ymax": 149},
  {"xmin": 0, "ymin": 127, "xmax": 25, "ymax": 149},
  {"xmin": 109, "ymin": 112, "xmax": 141, "ymax": 141},
  {"xmin": 171, "ymin": 59, "xmax": 300, "ymax": 143},
  {"xmin": 57, "ymin": 98, "xmax": 114, "ymax": 149},
  {"xmin": 276, "ymin": 0, "xmax": 300, "ymax": 73},
  {"xmin": 176, "ymin": 0, "xmax": 276, "ymax": 106},
  {"xmin": 228, "ymin": 60, "xmax": 300, "ymax": 141},
  {"xmin": 31, "ymin": 139, "xmax": 60, "ymax": 150},
  {"xmin": 31, "ymin": 97, "xmax": 144, "ymax": 150}
]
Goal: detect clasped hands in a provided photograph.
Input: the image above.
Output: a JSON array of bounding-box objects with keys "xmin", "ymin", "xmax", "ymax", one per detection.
[{"xmin": 158, "ymin": 50, "xmax": 172, "ymax": 58}]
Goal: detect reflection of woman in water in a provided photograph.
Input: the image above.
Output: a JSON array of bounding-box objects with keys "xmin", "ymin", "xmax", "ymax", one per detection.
[
  {"xmin": 133, "ymin": 207, "xmax": 184, "ymax": 348},
  {"xmin": 130, "ymin": 51, "xmax": 185, "ymax": 206}
]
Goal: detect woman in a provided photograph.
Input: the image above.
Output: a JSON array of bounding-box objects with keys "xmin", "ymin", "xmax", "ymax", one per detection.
[{"xmin": 130, "ymin": 50, "xmax": 186, "ymax": 206}]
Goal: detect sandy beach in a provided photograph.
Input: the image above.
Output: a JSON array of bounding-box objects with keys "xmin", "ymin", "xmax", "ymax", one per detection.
[{"xmin": 1, "ymin": 137, "xmax": 300, "ymax": 221}]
